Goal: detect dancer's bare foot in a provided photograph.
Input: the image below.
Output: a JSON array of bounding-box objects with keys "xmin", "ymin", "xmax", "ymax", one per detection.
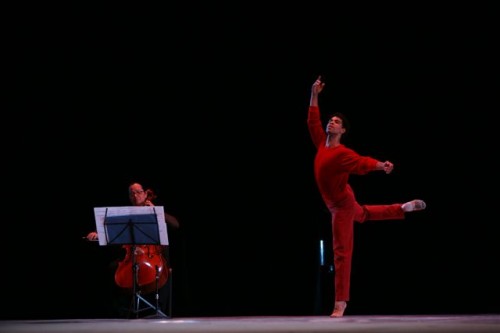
[{"xmin": 330, "ymin": 301, "xmax": 347, "ymax": 318}]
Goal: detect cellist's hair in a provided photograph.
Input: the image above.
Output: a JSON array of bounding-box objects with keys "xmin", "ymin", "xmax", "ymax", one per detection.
[{"xmin": 128, "ymin": 181, "xmax": 148, "ymax": 191}]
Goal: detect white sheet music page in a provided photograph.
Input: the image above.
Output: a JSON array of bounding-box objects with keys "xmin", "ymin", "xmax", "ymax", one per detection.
[{"xmin": 93, "ymin": 206, "xmax": 168, "ymax": 246}]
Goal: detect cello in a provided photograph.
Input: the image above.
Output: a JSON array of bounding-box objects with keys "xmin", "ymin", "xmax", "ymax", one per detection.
[{"xmin": 113, "ymin": 189, "xmax": 169, "ymax": 294}]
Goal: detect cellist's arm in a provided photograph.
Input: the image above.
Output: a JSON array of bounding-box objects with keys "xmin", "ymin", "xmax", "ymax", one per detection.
[
  {"xmin": 143, "ymin": 188, "xmax": 180, "ymax": 229},
  {"xmin": 165, "ymin": 213, "xmax": 180, "ymax": 229}
]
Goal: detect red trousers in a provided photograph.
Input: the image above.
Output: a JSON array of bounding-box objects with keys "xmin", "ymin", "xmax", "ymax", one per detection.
[{"xmin": 325, "ymin": 185, "xmax": 405, "ymax": 302}]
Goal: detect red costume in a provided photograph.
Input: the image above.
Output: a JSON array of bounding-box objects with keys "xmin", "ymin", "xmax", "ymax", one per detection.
[{"xmin": 307, "ymin": 105, "xmax": 405, "ymax": 301}]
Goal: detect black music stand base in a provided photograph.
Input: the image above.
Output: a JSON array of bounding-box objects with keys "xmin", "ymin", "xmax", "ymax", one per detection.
[
  {"xmin": 134, "ymin": 294, "xmax": 168, "ymax": 319},
  {"xmin": 129, "ymin": 267, "xmax": 173, "ymax": 319}
]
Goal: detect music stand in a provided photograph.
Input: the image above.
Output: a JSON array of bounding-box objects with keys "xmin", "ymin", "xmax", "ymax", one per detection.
[{"xmin": 94, "ymin": 206, "xmax": 170, "ymax": 319}]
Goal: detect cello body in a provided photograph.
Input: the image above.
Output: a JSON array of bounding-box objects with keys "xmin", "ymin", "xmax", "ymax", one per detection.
[{"xmin": 114, "ymin": 244, "xmax": 169, "ymax": 294}]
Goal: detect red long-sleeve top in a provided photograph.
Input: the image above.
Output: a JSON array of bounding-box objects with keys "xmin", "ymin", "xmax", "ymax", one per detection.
[{"xmin": 307, "ymin": 106, "xmax": 379, "ymax": 204}]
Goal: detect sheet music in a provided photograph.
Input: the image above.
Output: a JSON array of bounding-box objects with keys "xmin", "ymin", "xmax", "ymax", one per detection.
[{"xmin": 94, "ymin": 206, "xmax": 168, "ymax": 246}]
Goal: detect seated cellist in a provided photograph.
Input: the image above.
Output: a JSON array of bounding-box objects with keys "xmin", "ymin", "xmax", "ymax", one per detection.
[{"xmin": 86, "ymin": 182, "xmax": 180, "ymax": 318}]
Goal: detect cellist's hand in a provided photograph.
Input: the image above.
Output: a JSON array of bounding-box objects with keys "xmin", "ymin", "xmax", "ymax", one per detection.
[
  {"xmin": 86, "ymin": 231, "xmax": 98, "ymax": 241},
  {"xmin": 144, "ymin": 200, "xmax": 154, "ymax": 206}
]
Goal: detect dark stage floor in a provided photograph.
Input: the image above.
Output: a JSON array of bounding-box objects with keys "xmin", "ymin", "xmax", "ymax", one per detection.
[{"xmin": 2, "ymin": 315, "xmax": 500, "ymax": 333}]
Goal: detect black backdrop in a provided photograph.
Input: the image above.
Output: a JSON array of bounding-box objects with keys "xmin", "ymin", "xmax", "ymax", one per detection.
[{"xmin": 7, "ymin": 4, "xmax": 499, "ymax": 319}]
